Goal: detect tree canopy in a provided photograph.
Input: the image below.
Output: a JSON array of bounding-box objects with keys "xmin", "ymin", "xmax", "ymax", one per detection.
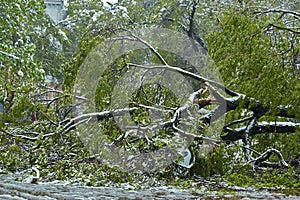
[{"xmin": 0, "ymin": 0, "xmax": 299, "ymax": 191}]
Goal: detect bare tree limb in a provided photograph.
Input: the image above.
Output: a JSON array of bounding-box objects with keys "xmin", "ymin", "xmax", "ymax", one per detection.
[
  {"xmin": 127, "ymin": 32, "xmax": 169, "ymax": 66},
  {"xmin": 126, "ymin": 63, "xmax": 235, "ymax": 94},
  {"xmin": 252, "ymin": 148, "xmax": 289, "ymax": 169},
  {"xmin": 242, "ymin": 117, "xmax": 257, "ymax": 161},
  {"xmin": 224, "ymin": 116, "xmax": 254, "ymax": 129},
  {"xmin": 0, "ymin": 50, "xmax": 20, "ymax": 60},
  {"xmin": 253, "ymin": 8, "xmax": 300, "ymax": 19},
  {"xmin": 269, "ymin": 23, "xmax": 300, "ymax": 34},
  {"xmin": 222, "ymin": 121, "xmax": 300, "ymax": 141}
]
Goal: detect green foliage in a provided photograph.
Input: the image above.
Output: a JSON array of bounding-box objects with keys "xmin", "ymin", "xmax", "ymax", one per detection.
[
  {"xmin": 191, "ymin": 144, "xmax": 232, "ymax": 178},
  {"xmin": 0, "ymin": 0, "xmax": 299, "ymax": 193},
  {"xmin": 224, "ymin": 166, "xmax": 300, "ymax": 190},
  {"xmin": 62, "ymin": 34, "xmax": 104, "ymax": 91},
  {"xmin": 206, "ymin": 8, "xmax": 299, "ymax": 114},
  {"xmin": 252, "ymin": 131, "xmax": 300, "ymax": 161},
  {"xmin": 0, "ymin": 0, "xmax": 70, "ymax": 126}
]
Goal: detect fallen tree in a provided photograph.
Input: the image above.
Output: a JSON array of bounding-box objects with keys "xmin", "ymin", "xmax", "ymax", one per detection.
[
  {"xmin": 0, "ymin": 1, "xmax": 299, "ymax": 186},
  {"xmin": 1, "ymin": 31, "xmax": 299, "ymax": 174}
]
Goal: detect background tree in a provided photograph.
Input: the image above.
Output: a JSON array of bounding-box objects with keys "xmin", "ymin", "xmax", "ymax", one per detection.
[
  {"xmin": 0, "ymin": 0, "xmax": 46, "ymax": 125},
  {"xmin": 0, "ymin": 0, "xmax": 70, "ymax": 124}
]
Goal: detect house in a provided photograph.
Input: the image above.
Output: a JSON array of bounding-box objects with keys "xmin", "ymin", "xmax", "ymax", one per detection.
[{"xmin": 44, "ymin": 0, "xmax": 67, "ymax": 23}]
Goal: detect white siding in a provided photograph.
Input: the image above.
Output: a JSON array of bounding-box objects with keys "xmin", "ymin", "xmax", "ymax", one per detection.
[{"xmin": 44, "ymin": 0, "xmax": 67, "ymax": 23}]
